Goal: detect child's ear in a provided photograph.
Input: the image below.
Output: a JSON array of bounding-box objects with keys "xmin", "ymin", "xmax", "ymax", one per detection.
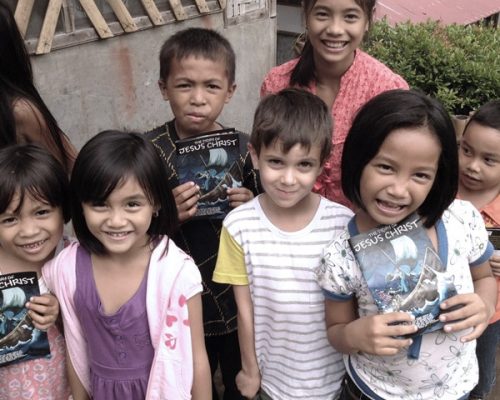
[
  {"xmin": 158, "ymin": 79, "xmax": 169, "ymax": 101},
  {"xmin": 225, "ymin": 83, "xmax": 237, "ymax": 104},
  {"xmin": 248, "ymin": 143, "xmax": 259, "ymax": 170}
]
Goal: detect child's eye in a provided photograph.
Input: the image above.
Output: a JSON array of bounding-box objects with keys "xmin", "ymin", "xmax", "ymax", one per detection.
[
  {"xmin": 460, "ymin": 145, "xmax": 472, "ymax": 156},
  {"xmin": 376, "ymin": 164, "xmax": 393, "ymax": 173},
  {"xmin": 414, "ymin": 172, "xmax": 433, "ymax": 181},
  {"xmin": 268, "ymin": 159, "xmax": 283, "ymax": 167},
  {"xmin": 35, "ymin": 208, "xmax": 52, "ymax": 217},
  {"xmin": 0, "ymin": 216, "xmax": 17, "ymax": 225},
  {"xmin": 298, "ymin": 161, "xmax": 313, "ymax": 169},
  {"xmin": 126, "ymin": 201, "xmax": 141, "ymax": 208},
  {"xmin": 484, "ymin": 157, "xmax": 498, "ymax": 166},
  {"xmin": 345, "ymin": 13, "xmax": 360, "ymax": 21},
  {"xmin": 207, "ymin": 84, "xmax": 221, "ymax": 90},
  {"xmin": 91, "ymin": 201, "xmax": 107, "ymax": 209},
  {"xmin": 175, "ymin": 83, "xmax": 191, "ymax": 89}
]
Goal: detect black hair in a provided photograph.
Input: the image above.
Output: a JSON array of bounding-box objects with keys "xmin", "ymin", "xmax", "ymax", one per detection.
[
  {"xmin": 290, "ymin": 0, "xmax": 376, "ymax": 87},
  {"xmin": 0, "ymin": 144, "xmax": 70, "ymax": 222},
  {"xmin": 250, "ymin": 88, "xmax": 332, "ymax": 164},
  {"xmin": 159, "ymin": 27, "xmax": 236, "ymax": 85},
  {"xmin": 342, "ymin": 89, "xmax": 458, "ymax": 228},
  {"xmin": 70, "ymin": 130, "xmax": 179, "ymax": 255},
  {"xmin": 0, "ymin": 0, "xmax": 74, "ymax": 173},
  {"xmin": 464, "ymin": 99, "xmax": 500, "ymax": 133}
]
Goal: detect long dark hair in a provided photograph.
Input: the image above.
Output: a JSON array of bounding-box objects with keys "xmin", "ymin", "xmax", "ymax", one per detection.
[{"xmin": 0, "ymin": 0, "xmax": 72, "ymax": 173}]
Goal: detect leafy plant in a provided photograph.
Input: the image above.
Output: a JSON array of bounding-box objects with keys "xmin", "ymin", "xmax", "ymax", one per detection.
[{"xmin": 363, "ymin": 19, "xmax": 500, "ymax": 115}]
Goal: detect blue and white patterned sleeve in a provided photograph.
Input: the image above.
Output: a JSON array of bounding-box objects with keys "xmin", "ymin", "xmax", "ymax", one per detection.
[
  {"xmin": 464, "ymin": 202, "xmax": 494, "ymax": 267},
  {"xmin": 316, "ymin": 229, "xmax": 357, "ymax": 301}
]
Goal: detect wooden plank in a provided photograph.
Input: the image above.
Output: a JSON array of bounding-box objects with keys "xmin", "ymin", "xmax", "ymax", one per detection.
[
  {"xmin": 216, "ymin": 0, "xmax": 226, "ymax": 10},
  {"xmin": 78, "ymin": 0, "xmax": 113, "ymax": 38},
  {"xmin": 194, "ymin": 0, "xmax": 210, "ymax": 13},
  {"xmin": 14, "ymin": 0, "xmax": 35, "ymax": 38},
  {"xmin": 168, "ymin": 0, "xmax": 187, "ymax": 20},
  {"xmin": 61, "ymin": 0, "xmax": 75, "ymax": 33},
  {"xmin": 36, "ymin": 0, "xmax": 63, "ymax": 54},
  {"xmin": 140, "ymin": 0, "xmax": 165, "ymax": 25},
  {"xmin": 106, "ymin": 0, "xmax": 138, "ymax": 32}
]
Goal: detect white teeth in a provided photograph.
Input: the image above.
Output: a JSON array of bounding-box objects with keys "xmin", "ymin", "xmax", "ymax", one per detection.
[
  {"xmin": 21, "ymin": 240, "xmax": 45, "ymax": 249},
  {"xmin": 324, "ymin": 41, "xmax": 346, "ymax": 49},
  {"xmin": 106, "ymin": 232, "xmax": 128, "ymax": 237}
]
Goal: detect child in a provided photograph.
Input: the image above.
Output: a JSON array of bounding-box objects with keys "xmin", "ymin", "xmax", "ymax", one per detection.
[
  {"xmin": 458, "ymin": 99, "xmax": 500, "ymax": 400},
  {"xmin": 213, "ymin": 88, "xmax": 354, "ymax": 399},
  {"xmin": 43, "ymin": 131, "xmax": 211, "ymax": 400},
  {"xmin": 0, "ymin": 1, "xmax": 76, "ymax": 173},
  {"xmin": 0, "ymin": 144, "xmax": 71, "ymax": 399},
  {"xmin": 316, "ymin": 89, "xmax": 497, "ymax": 400},
  {"xmin": 145, "ymin": 28, "xmax": 260, "ymax": 400},
  {"xmin": 261, "ymin": 0, "xmax": 408, "ymax": 207}
]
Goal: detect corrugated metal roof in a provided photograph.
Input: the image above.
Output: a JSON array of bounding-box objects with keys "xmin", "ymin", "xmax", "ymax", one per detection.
[{"xmin": 375, "ymin": 0, "xmax": 500, "ymax": 25}]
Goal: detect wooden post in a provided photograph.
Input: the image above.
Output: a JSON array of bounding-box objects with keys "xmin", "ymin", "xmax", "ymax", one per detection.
[
  {"xmin": 14, "ymin": 0, "xmax": 35, "ymax": 38},
  {"xmin": 78, "ymin": 0, "xmax": 113, "ymax": 38},
  {"xmin": 194, "ymin": 0, "xmax": 210, "ymax": 13},
  {"xmin": 140, "ymin": 0, "xmax": 165, "ymax": 25},
  {"xmin": 36, "ymin": 0, "xmax": 63, "ymax": 54},
  {"xmin": 216, "ymin": 0, "xmax": 226, "ymax": 10},
  {"xmin": 106, "ymin": 0, "xmax": 138, "ymax": 32},
  {"xmin": 168, "ymin": 0, "xmax": 187, "ymax": 20}
]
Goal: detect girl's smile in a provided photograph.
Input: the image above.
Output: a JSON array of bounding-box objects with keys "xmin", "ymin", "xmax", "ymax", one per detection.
[{"xmin": 356, "ymin": 126, "xmax": 441, "ymax": 232}]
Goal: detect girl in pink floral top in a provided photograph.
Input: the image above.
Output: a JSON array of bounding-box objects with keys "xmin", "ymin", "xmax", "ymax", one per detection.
[
  {"xmin": 0, "ymin": 144, "xmax": 71, "ymax": 399},
  {"xmin": 261, "ymin": 0, "xmax": 408, "ymax": 207}
]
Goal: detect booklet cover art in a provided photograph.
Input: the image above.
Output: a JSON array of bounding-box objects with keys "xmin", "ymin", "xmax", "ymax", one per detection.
[
  {"xmin": 349, "ymin": 214, "xmax": 458, "ymax": 336},
  {"xmin": 0, "ymin": 271, "xmax": 50, "ymax": 366}
]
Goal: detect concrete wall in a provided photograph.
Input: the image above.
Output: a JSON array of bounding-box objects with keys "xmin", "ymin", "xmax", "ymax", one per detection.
[{"xmin": 30, "ymin": 13, "xmax": 276, "ymax": 149}]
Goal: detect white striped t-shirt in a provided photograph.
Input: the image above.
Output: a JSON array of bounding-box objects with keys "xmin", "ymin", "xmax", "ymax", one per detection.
[{"xmin": 213, "ymin": 195, "xmax": 353, "ymax": 399}]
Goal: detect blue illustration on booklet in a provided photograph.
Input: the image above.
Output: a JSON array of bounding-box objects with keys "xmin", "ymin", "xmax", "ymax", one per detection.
[
  {"xmin": 0, "ymin": 271, "xmax": 50, "ymax": 366},
  {"xmin": 176, "ymin": 128, "xmax": 243, "ymax": 219},
  {"xmin": 348, "ymin": 214, "xmax": 458, "ymax": 336}
]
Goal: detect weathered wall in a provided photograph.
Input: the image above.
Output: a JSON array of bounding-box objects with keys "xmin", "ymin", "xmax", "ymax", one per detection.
[{"xmin": 30, "ymin": 13, "xmax": 276, "ymax": 149}]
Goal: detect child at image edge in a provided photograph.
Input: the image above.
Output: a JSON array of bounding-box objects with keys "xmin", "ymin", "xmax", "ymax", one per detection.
[
  {"xmin": 316, "ymin": 89, "xmax": 497, "ymax": 400},
  {"xmin": 213, "ymin": 88, "xmax": 354, "ymax": 399},
  {"xmin": 0, "ymin": 145, "xmax": 70, "ymax": 399},
  {"xmin": 457, "ymin": 99, "xmax": 500, "ymax": 400},
  {"xmin": 261, "ymin": 0, "xmax": 408, "ymax": 207},
  {"xmin": 145, "ymin": 28, "xmax": 260, "ymax": 400},
  {"xmin": 43, "ymin": 131, "xmax": 211, "ymax": 399}
]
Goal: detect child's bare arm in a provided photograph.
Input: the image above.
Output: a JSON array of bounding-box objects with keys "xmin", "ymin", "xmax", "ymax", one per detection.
[
  {"xmin": 66, "ymin": 349, "xmax": 90, "ymax": 400},
  {"xmin": 233, "ymin": 284, "xmax": 261, "ymax": 398},
  {"xmin": 227, "ymin": 187, "xmax": 254, "ymax": 209},
  {"xmin": 26, "ymin": 293, "xmax": 59, "ymax": 331},
  {"xmin": 172, "ymin": 182, "xmax": 200, "ymax": 222},
  {"xmin": 325, "ymin": 298, "xmax": 416, "ymax": 356},
  {"xmin": 439, "ymin": 261, "xmax": 497, "ymax": 342},
  {"xmin": 188, "ymin": 293, "xmax": 212, "ymax": 400}
]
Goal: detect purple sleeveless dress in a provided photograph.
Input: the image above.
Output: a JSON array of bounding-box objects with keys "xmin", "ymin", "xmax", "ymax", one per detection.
[{"xmin": 74, "ymin": 246, "xmax": 154, "ymax": 400}]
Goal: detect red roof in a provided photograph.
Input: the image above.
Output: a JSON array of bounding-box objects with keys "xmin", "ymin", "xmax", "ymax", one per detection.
[{"xmin": 375, "ymin": 0, "xmax": 500, "ymax": 25}]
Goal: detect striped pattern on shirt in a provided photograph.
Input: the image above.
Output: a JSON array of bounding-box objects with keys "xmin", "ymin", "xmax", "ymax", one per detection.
[{"xmin": 214, "ymin": 196, "xmax": 353, "ymax": 399}]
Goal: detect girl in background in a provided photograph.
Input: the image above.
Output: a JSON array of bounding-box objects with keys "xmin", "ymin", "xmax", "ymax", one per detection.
[
  {"xmin": 0, "ymin": 144, "xmax": 71, "ymax": 399},
  {"xmin": 261, "ymin": 0, "xmax": 408, "ymax": 207},
  {"xmin": 43, "ymin": 131, "xmax": 211, "ymax": 400},
  {"xmin": 0, "ymin": 0, "xmax": 76, "ymax": 173},
  {"xmin": 316, "ymin": 90, "xmax": 497, "ymax": 400}
]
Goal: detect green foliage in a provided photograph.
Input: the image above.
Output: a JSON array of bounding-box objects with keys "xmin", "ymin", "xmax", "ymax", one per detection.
[{"xmin": 363, "ymin": 19, "xmax": 500, "ymax": 115}]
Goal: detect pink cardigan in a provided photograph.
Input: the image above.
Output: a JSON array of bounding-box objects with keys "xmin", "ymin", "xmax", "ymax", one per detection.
[{"xmin": 43, "ymin": 237, "xmax": 202, "ymax": 399}]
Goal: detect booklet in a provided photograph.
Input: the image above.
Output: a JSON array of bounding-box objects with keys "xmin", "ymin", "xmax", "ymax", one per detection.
[
  {"xmin": 0, "ymin": 271, "xmax": 50, "ymax": 366},
  {"xmin": 348, "ymin": 214, "xmax": 459, "ymax": 336},
  {"xmin": 176, "ymin": 128, "xmax": 243, "ymax": 219},
  {"xmin": 487, "ymin": 228, "xmax": 500, "ymax": 250}
]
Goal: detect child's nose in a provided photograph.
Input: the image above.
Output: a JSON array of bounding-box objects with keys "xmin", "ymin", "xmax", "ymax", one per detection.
[
  {"xmin": 281, "ymin": 168, "xmax": 296, "ymax": 185},
  {"xmin": 19, "ymin": 219, "xmax": 41, "ymax": 237},
  {"xmin": 107, "ymin": 210, "xmax": 126, "ymax": 227},
  {"xmin": 326, "ymin": 17, "xmax": 343, "ymax": 35},
  {"xmin": 387, "ymin": 178, "xmax": 409, "ymax": 198},
  {"xmin": 190, "ymin": 88, "xmax": 206, "ymax": 105}
]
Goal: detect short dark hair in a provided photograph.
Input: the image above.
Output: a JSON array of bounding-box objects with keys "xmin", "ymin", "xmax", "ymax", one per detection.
[
  {"xmin": 159, "ymin": 28, "xmax": 236, "ymax": 85},
  {"xmin": 290, "ymin": 0, "xmax": 376, "ymax": 87},
  {"xmin": 71, "ymin": 130, "xmax": 179, "ymax": 255},
  {"xmin": 250, "ymin": 88, "xmax": 332, "ymax": 165},
  {"xmin": 464, "ymin": 99, "xmax": 500, "ymax": 133},
  {"xmin": 0, "ymin": 144, "xmax": 70, "ymax": 222},
  {"xmin": 342, "ymin": 89, "xmax": 458, "ymax": 228}
]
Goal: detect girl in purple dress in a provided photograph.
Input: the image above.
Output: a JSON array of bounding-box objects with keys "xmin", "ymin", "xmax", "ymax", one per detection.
[{"xmin": 43, "ymin": 130, "xmax": 211, "ymax": 400}]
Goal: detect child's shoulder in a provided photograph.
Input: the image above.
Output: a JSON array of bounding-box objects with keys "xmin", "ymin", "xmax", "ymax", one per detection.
[{"xmin": 223, "ymin": 196, "xmax": 259, "ymax": 226}]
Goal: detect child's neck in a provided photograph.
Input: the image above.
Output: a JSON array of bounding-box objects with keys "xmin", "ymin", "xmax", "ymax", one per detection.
[
  {"xmin": 259, "ymin": 193, "xmax": 321, "ymax": 232},
  {"xmin": 458, "ymin": 185, "xmax": 499, "ymax": 210},
  {"xmin": 0, "ymin": 249, "xmax": 44, "ymax": 276},
  {"xmin": 174, "ymin": 120, "xmax": 222, "ymax": 140}
]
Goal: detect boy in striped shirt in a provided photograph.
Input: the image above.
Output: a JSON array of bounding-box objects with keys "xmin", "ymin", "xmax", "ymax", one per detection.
[{"xmin": 213, "ymin": 88, "xmax": 353, "ymax": 399}]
